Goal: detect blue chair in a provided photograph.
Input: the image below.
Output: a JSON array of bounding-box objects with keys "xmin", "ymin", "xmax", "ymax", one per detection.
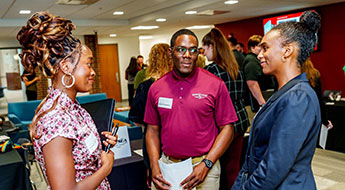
[
  {"xmin": 76, "ymin": 93, "xmax": 107, "ymax": 104},
  {"xmin": 113, "ymin": 110, "xmax": 143, "ymax": 140},
  {"xmin": 8, "ymin": 100, "xmax": 42, "ymax": 130},
  {"xmin": 7, "ymin": 100, "xmax": 41, "ymax": 142},
  {"xmin": 114, "ymin": 110, "xmax": 130, "ymax": 123}
]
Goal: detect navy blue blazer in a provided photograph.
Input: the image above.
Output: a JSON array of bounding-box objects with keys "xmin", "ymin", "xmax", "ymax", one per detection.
[{"xmin": 233, "ymin": 73, "xmax": 321, "ymax": 190}]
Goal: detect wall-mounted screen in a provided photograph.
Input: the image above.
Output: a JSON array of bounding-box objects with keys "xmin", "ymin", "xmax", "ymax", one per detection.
[
  {"xmin": 263, "ymin": 10, "xmax": 319, "ymax": 51},
  {"xmin": 263, "ymin": 12, "xmax": 303, "ymax": 34}
]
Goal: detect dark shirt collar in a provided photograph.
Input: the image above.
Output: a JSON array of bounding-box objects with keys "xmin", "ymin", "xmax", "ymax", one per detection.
[{"xmin": 295, "ymin": 72, "xmax": 308, "ymax": 82}]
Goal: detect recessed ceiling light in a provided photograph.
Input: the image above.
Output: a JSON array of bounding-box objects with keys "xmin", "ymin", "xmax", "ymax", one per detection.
[
  {"xmin": 224, "ymin": 0, "xmax": 239, "ymax": 5},
  {"xmin": 156, "ymin": 18, "xmax": 166, "ymax": 22},
  {"xmin": 131, "ymin": 26, "xmax": 159, "ymax": 30},
  {"xmin": 109, "ymin": 34, "xmax": 117, "ymax": 37},
  {"xmin": 186, "ymin": 25, "xmax": 214, "ymax": 30},
  {"xmin": 185, "ymin": 11, "xmax": 197, "ymax": 15},
  {"xmin": 19, "ymin": 10, "xmax": 31, "ymax": 14},
  {"xmin": 139, "ymin": 36, "xmax": 153, "ymax": 40},
  {"xmin": 113, "ymin": 11, "xmax": 124, "ymax": 15}
]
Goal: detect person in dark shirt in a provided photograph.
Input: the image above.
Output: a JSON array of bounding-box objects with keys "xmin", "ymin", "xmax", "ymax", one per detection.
[
  {"xmin": 125, "ymin": 56, "xmax": 139, "ymax": 106},
  {"xmin": 236, "ymin": 42, "xmax": 247, "ymax": 57},
  {"xmin": 129, "ymin": 43, "xmax": 173, "ymax": 189},
  {"xmin": 21, "ymin": 65, "xmax": 40, "ymax": 100},
  {"xmin": 244, "ymin": 35, "xmax": 276, "ymax": 113},
  {"xmin": 228, "ymin": 36, "xmax": 245, "ymax": 71}
]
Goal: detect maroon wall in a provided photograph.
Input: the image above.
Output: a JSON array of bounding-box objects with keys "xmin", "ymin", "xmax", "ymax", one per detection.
[{"xmin": 216, "ymin": 2, "xmax": 345, "ymax": 95}]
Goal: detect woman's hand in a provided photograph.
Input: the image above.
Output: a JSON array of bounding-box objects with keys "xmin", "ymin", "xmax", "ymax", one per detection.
[
  {"xmin": 327, "ymin": 120, "xmax": 333, "ymax": 129},
  {"xmin": 101, "ymin": 131, "xmax": 117, "ymax": 148},
  {"xmin": 100, "ymin": 151, "xmax": 114, "ymax": 176}
]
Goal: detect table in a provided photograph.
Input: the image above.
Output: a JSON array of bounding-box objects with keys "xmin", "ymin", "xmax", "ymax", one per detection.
[
  {"xmin": 324, "ymin": 101, "xmax": 345, "ymax": 153},
  {"xmin": 108, "ymin": 139, "xmax": 149, "ymax": 190},
  {"xmin": 113, "ymin": 119, "xmax": 143, "ymax": 141},
  {"xmin": 0, "ymin": 132, "xmax": 32, "ymax": 190}
]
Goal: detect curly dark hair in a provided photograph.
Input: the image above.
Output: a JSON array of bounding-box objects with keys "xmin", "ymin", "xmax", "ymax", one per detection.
[
  {"xmin": 17, "ymin": 11, "xmax": 81, "ymax": 78},
  {"xmin": 271, "ymin": 10, "xmax": 321, "ymax": 66}
]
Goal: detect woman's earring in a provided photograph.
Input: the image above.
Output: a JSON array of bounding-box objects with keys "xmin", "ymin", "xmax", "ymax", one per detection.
[
  {"xmin": 282, "ymin": 56, "xmax": 287, "ymax": 62},
  {"xmin": 62, "ymin": 73, "xmax": 75, "ymax": 88}
]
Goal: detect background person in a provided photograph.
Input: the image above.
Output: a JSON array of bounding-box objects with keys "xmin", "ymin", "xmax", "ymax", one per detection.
[
  {"xmin": 17, "ymin": 12, "xmax": 117, "ymax": 190},
  {"xmin": 133, "ymin": 55, "xmax": 146, "ymax": 91},
  {"xmin": 233, "ymin": 10, "xmax": 322, "ymax": 189},
  {"xmin": 228, "ymin": 36, "xmax": 245, "ymax": 71},
  {"xmin": 236, "ymin": 42, "xmax": 246, "ymax": 57},
  {"xmin": 134, "ymin": 68, "xmax": 146, "ymax": 91},
  {"xmin": 302, "ymin": 58, "xmax": 333, "ymax": 129},
  {"xmin": 144, "ymin": 29, "xmax": 238, "ymax": 190},
  {"xmin": 202, "ymin": 28, "xmax": 250, "ymax": 189},
  {"xmin": 137, "ymin": 55, "xmax": 145, "ymax": 70},
  {"xmin": 21, "ymin": 64, "xmax": 40, "ymax": 100},
  {"xmin": 125, "ymin": 56, "xmax": 139, "ymax": 106},
  {"xmin": 243, "ymin": 35, "xmax": 266, "ymax": 113},
  {"xmin": 129, "ymin": 43, "xmax": 173, "ymax": 188}
]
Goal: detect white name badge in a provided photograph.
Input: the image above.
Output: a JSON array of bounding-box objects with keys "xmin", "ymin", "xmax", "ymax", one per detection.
[
  {"xmin": 158, "ymin": 97, "xmax": 173, "ymax": 109},
  {"xmin": 85, "ymin": 132, "xmax": 98, "ymax": 154}
]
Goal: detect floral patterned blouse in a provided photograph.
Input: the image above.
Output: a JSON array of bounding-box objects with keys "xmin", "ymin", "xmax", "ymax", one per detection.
[{"xmin": 33, "ymin": 88, "xmax": 111, "ymax": 190}]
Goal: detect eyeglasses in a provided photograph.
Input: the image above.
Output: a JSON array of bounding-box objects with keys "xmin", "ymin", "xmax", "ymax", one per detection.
[{"xmin": 174, "ymin": 46, "xmax": 198, "ymax": 55}]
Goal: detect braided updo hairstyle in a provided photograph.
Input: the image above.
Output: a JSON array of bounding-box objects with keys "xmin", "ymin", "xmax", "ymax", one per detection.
[
  {"xmin": 17, "ymin": 11, "xmax": 81, "ymax": 78},
  {"xmin": 17, "ymin": 12, "xmax": 82, "ymax": 139},
  {"xmin": 271, "ymin": 10, "xmax": 321, "ymax": 67}
]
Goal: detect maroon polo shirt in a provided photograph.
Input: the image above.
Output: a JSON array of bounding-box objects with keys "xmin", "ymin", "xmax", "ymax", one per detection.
[{"xmin": 144, "ymin": 67, "xmax": 238, "ymax": 159}]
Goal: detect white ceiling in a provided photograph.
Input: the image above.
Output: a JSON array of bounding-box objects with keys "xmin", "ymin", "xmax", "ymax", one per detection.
[{"xmin": 0, "ymin": 0, "xmax": 344, "ymax": 39}]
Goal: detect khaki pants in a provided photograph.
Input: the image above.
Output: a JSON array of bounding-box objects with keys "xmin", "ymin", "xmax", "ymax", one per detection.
[
  {"xmin": 245, "ymin": 106, "xmax": 256, "ymax": 132},
  {"xmin": 151, "ymin": 153, "xmax": 220, "ymax": 190}
]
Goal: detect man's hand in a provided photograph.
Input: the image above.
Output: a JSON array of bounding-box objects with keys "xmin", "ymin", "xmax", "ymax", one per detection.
[
  {"xmin": 180, "ymin": 162, "xmax": 209, "ymax": 190},
  {"xmin": 152, "ymin": 167, "xmax": 171, "ymax": 190}
]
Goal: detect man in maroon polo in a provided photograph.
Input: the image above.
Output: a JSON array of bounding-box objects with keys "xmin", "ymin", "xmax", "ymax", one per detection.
[{"xmin": 144, "ymin": 29, "xmax": 238, "ymax": 190}]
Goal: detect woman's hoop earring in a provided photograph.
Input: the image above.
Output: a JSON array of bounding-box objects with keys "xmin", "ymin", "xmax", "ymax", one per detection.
[{"xmin": 62, "ymin": 73, "xmax": 75, "ymax": 88}]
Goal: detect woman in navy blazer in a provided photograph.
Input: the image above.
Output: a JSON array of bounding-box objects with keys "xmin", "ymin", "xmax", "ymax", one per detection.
[{"xmin": 232, "ymin": 11, "xmax": 322, "ymax": 190}]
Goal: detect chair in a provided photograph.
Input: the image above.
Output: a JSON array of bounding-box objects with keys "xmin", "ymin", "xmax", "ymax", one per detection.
[
  {"xmin": 7, "ymin": 100, "xmax": 41, "ymax": 130},
  {"xmin": 0, "ymin": 87, "xmax": 4, "ymax": 98},
  {"xmin": 76, "ymin": 93, "xmax": 107, "ymax": 104},
  {"xmin": 114, "ymin": 110, "xmax": 130, "ymax": 123},
  {"xmin": 7, "ymin": 100, "xmax": 41, "ymax": 142},
  {"xmin": 17, "ymin": 138, "xmax": 46, "ymax": 190},
  {"xmin": 114, "ymin": 110, "xmax": 143, "ymax": 140},
  {"xmin": 0, "ymin": 87, "xmax": 7, "ymax": 107}
]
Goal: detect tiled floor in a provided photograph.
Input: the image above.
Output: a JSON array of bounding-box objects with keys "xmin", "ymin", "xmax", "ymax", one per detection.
[
  {"xmin": 29, "ymin": 146, "xmax": 345, "ymax": 190},
  {"xmin": 313, "ymin": 148, "xmax": 345, "ymax": 190}
]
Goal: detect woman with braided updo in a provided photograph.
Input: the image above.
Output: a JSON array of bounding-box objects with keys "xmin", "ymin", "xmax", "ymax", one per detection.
[
  {"xmin": 233, "ymin": 10, "xmax": 322, "ymax": 189},
  {"xmin": 17, "ymin": 12, "xmax": 116, "ymax": 190}
]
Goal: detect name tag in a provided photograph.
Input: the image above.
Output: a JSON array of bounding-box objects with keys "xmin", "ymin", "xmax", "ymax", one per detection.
[
  {"xmin": 158, "ymin": 97, "xmax": 173, "ymax": 109},
  {"xmin": 85, "ymin": 133, "xmax": 98, "ymax": 154}
]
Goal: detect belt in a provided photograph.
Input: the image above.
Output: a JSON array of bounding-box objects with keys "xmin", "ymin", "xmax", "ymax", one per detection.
[{"xmin": 164, "ymin": 153, "xmax": 206, "ymax": 165}]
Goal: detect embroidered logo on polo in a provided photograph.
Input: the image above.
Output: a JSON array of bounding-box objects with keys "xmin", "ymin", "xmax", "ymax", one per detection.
[{"xmin": 192, "ymin": 93, "xmax": 208, "ymax": 99}]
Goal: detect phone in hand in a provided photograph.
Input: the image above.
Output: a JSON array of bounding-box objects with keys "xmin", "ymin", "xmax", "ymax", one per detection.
[{"xmin": 105, "ymin": 123, "xmax": 119, "ymax": 153}]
